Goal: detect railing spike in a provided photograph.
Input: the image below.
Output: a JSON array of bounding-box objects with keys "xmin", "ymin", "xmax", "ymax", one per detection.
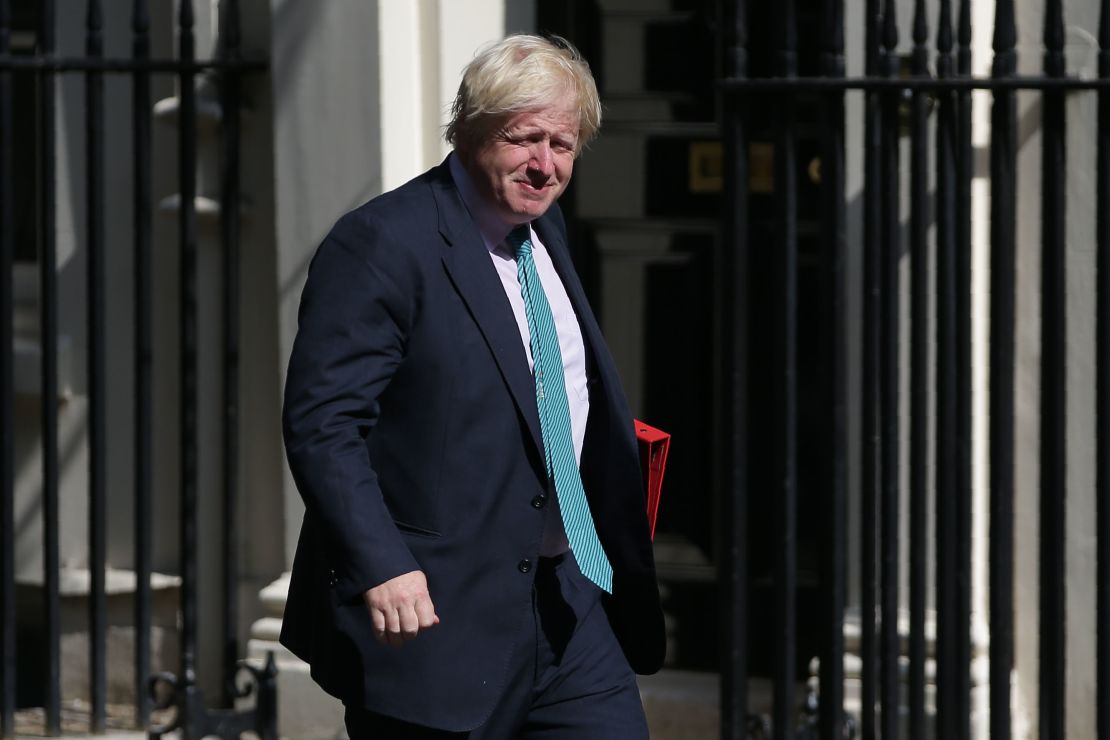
[
  {"xmin": 993, "ymin": 0, "xmax": 1016, "ymax": 60},
  {"xmin": 866, "ymin": 0, "xmax": 881, "ymax": 75},
  {"xmin": 957, "ymin": 0, "xmax": 971, "ymax": 75},
  {"xmin": 1045, "ymin": 0, "xmax": 1066, "ymax": 77},
  {"xmin": 1045, "ymin": 0, "xmax": 1065, "ymax": 51},
  {"xmin": 1102, "ymin": 0, "xmax": 1110, "ymax": 54},
  {"xmin": 179, "ymin": 0, "xmax": 194, "ymax": 30},
  {"xmin": 883, "ymin": 0, "xmax": 899, "ymax": 56},
  {"xmin": 132, "ymin": 0, "xmax": 148, "ymax": 34},
  {"xmin": 777, "ymin": 0, "xmax": 797, "ymax": 77},
  {"xmin": 913, "ymin": 0, "xmax": 928, "ymax": 48},
  {"xmin": 938, "ymin": 0, "xmax": 953, "ymax": 58},
  {"xmin": 225, "ymin": 0, "xmax": 242, "ymax": 52},
  {"xmin": 822, "ymin": 0, "xmax": 844, "ymax": 59},
  {"xmin": 912, "ymin": 0, "xmax": 928, "ymax": 75},
  {"xmin": 87, "ymin": 0, "xmax": 102, "ymax": 31}
]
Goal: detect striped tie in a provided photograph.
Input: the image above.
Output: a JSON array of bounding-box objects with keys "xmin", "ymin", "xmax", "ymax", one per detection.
[{"xmin": 509, "ymin": 225, "xmax": 613, "ymax": 593}]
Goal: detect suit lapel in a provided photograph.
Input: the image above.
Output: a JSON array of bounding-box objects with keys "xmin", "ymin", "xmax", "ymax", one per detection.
[{"xmin": 432, "ymin": 166, "xmax": 545, "ymax": 458}]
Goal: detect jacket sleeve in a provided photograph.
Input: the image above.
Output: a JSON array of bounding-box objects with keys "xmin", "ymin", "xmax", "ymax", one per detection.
[{"xmin": 282, "ymin": 211, "xmax": 422, "ymax": 603}]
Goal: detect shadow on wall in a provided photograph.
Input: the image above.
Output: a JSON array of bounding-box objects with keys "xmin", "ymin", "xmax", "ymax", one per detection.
[{"xmin": 270, "ymin": 0, "xmax": 386, "ymax": 320}]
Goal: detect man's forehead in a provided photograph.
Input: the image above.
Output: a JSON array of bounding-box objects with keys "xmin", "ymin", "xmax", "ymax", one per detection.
[{"xmin": 503, "ymin": 106, "xmax": 580, "ymax": 131}]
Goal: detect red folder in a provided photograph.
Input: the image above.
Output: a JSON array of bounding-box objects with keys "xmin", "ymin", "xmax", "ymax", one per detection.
[{"xmin": 634, "ymin": 420, "xmax": 670, "ymax": 540}]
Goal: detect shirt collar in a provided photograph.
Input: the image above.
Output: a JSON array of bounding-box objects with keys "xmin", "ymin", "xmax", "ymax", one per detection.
[{"xmin": 448, "ymin": 152, "xmax": 520, "ymax": 253}]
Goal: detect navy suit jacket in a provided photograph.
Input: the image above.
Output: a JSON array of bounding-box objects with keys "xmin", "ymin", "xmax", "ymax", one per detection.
[{"xmin": 280, "ymin": 158, "xmax": 665, "ymax": 731}]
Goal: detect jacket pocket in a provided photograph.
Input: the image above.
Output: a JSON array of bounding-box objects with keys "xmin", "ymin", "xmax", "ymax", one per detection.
[{"xmin": 392, "ymin": 519, "xmax": 442, "ymax": 538}]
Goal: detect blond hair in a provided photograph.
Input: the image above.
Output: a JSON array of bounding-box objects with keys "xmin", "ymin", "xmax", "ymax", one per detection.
[{"xmin": 445, "ymin": 34, "xmax": 602, "ymax": 155}]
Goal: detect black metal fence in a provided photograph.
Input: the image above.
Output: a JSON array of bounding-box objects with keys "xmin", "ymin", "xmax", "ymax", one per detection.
[
  {"xmin": 720, "ymin": 0, "xmax": 1109, "ymax": 739},
  {"xmin": 0, "ymin": 1, "xmax": 272, "ymax": 737}
]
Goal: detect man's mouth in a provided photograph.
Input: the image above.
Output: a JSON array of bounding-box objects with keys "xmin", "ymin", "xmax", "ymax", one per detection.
[{"xmin": 517, "ymin": 178, "xmax": 551, "ymax": 192}]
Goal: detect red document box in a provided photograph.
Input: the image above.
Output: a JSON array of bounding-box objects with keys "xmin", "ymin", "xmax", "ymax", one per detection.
[{"xmin": 634, "ymin": 420, "xmax": 671, "ymax": 540}]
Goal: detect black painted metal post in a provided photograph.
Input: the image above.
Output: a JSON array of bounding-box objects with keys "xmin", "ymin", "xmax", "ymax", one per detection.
[
  {"xmin": 132, "ymin": 0, "xmax": 153, "ymax": 727},
  {"xmin": 84, "ymin": 0, "xmax": 107, "ymax": 731},
  {"xmin": 772, "ymin": 3, "xmax": 797, "ymax": 738},
  {"xmin": 908, "ymin": 3, "xmax": 929, "ymax": 738},
  {"xmin": 955, "ymin": 1, "xmax": 975, "ymax": 734},
  {"xmin": 989, "ymin": 2, "xmax": 1018, "ymax": 738},
  {"xmin": 935, "ymin": 1, "xmax": 963, "ymax": 737},
  {"xmin": 0, "ymin": 0, "xmax": 13, "ymax": 735},
  {"xmin": 879, "ymin": 3, "xmax": 901, "ymax": 737},
  {"xmin": 1040, "ymin": 3, "xmax": 1067, "ymax": 738},
  {"xmin": 178, "ymin": 2, "xmax": 200, "ymax": 737},
  {"xmin": 818, "ymin": 0, "xmax": 847, "ymax": 736},
  {"xmin": 220, "ymin": 0, "xmax": 243, "ymax": 708},
  {"xmin": 38, "ymin": 0, "xmax": 61, "ymax": 732},
  {"xmin": 1099, "ymin": 0, "xmax": 1110, "ymax": 735},
  {"xmin": 861, "ymin": 1, "xmax": 883, "ymax": 736},
  {"xmin": 720, "ymin": 0, "xmax": 749, "ymax": 736}
]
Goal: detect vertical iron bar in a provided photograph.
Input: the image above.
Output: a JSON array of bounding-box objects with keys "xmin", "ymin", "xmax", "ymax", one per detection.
[
  {"xmin": 772, "ymin": 3, "xmax": 797, "ymax": 738},
  {"xmin": 39, "ymin": 0, "xmax": 61, "ymax": 731},
  {"xmin": 220, "ymin": 0, "xmax": 243, "ymax": 708},
  {"xmin": 989, "ymin": 1, "xmax": 1017, "ymax": 738},
  {"xmin": 178, "ymin": 2, "xmax": 199, "ymax": 737},
  {"xmin": 132, "ymin": 0, "xmax": 152, "ymax": 727},
  {"xmin": 1040, "ymin": 3, "xmax": 1067, "ymax": 738},
  {"xmin": 861, "ymin": 1, "xmax": 883, "ymax": 736},
  {"xmin": 720, "ymin": 0, "xmax": 749, "ymax": 736},
  {"xmin": 908, "ymin": 2, "xmax": 929, "ymax": 739},
  {"xmin": 1099, "ymin": 0, "xmax": 1110, "ymax": 735},
  {"xmin": 879, "ymin": 3, "xmax": 901, "ymax": 738},
  {"xmin": 0, "ymin": 0, "xmax": 13, "ymax": 734},
  {"xmin": 935, "ymin": 1, "xmax": 962, "ymax": 738},
  {"xmin": 955, "ymin": 1, "xmax": 974, "ymax": 736},
  {"xmin": 818, "ymin": 0, "xmax": 847, "ymax": 736},
  {"xmin": 84, "ymin": 0, "xmax": 106, "ymax": 732}
]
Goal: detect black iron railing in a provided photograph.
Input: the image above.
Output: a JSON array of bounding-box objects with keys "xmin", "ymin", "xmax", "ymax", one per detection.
[
  {"xmin": 0, "ymin": 0, "xmax": 11, "ymax": 736},
  {"xmin": 720, "ymin": 0, "xmax": 1110, "ymax": 739},
  {"xmin": 0, "ymin": 1, "xmax": 269, "ymax": 737}
]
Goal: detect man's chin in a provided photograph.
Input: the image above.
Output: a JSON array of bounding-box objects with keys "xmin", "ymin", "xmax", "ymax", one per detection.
[{"xmin": 508, "ymin": 198, "xmax": 556, "ymax": 221}]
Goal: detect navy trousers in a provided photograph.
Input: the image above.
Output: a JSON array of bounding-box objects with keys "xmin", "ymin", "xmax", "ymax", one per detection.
[{"xmin": 343, "ymin": 555, "xmax": 649, "ymax": 740}]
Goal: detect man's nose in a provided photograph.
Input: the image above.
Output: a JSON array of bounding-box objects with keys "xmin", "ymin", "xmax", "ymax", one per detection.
[{"xmin": 527, "ymin": 143, "xmax": 554, "ymax": 176}]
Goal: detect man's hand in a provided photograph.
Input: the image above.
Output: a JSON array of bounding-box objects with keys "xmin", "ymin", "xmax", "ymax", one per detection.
[{"xmin": 362, "ymin": 570, "xmax": 440, "ymax": 647}]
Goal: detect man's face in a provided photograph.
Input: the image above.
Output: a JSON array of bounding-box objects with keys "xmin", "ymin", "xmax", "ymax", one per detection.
[{"xmin": 462, "ymin": 96, "xmax": 579, "ymax": 225}]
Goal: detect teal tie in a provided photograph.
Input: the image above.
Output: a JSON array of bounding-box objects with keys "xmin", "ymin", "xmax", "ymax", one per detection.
[{"xmin": 509, "ymin": 225, "xmax": 613, "ymax": 593}]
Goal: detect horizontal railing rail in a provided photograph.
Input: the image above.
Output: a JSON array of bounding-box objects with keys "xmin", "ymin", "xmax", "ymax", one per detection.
[
  {"xmin": 720, "ymin": 75, "xmax": 1110, "ymax": 91},
  {"xmin": 0, "ymin": 56, "xmax": 265, "ymax": 72}
]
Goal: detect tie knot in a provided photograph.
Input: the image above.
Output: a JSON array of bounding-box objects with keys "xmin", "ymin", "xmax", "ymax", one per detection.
[{"xmin": 508, "ymin": 225, "xmax": 533, "ymax": 259}]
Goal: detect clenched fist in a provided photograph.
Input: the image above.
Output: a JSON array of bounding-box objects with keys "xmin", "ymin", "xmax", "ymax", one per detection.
[{"xmin": 362, "ymin": 570, "xmax": 440, "ymax": 647}]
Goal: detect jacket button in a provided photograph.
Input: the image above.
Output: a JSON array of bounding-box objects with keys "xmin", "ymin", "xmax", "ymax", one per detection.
[
  {"xmin": 531, "ymin": 495, "xmax": 547, "ymax": 509},
  {"xmin": 517, "ymin": 559, "xmax": 533, "ymax": 574}
]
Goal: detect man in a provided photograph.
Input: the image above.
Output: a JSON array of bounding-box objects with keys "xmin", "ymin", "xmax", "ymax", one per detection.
[{"xmin": 281, "ymin": 34, "xmax": 665, "ymax": 739}]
